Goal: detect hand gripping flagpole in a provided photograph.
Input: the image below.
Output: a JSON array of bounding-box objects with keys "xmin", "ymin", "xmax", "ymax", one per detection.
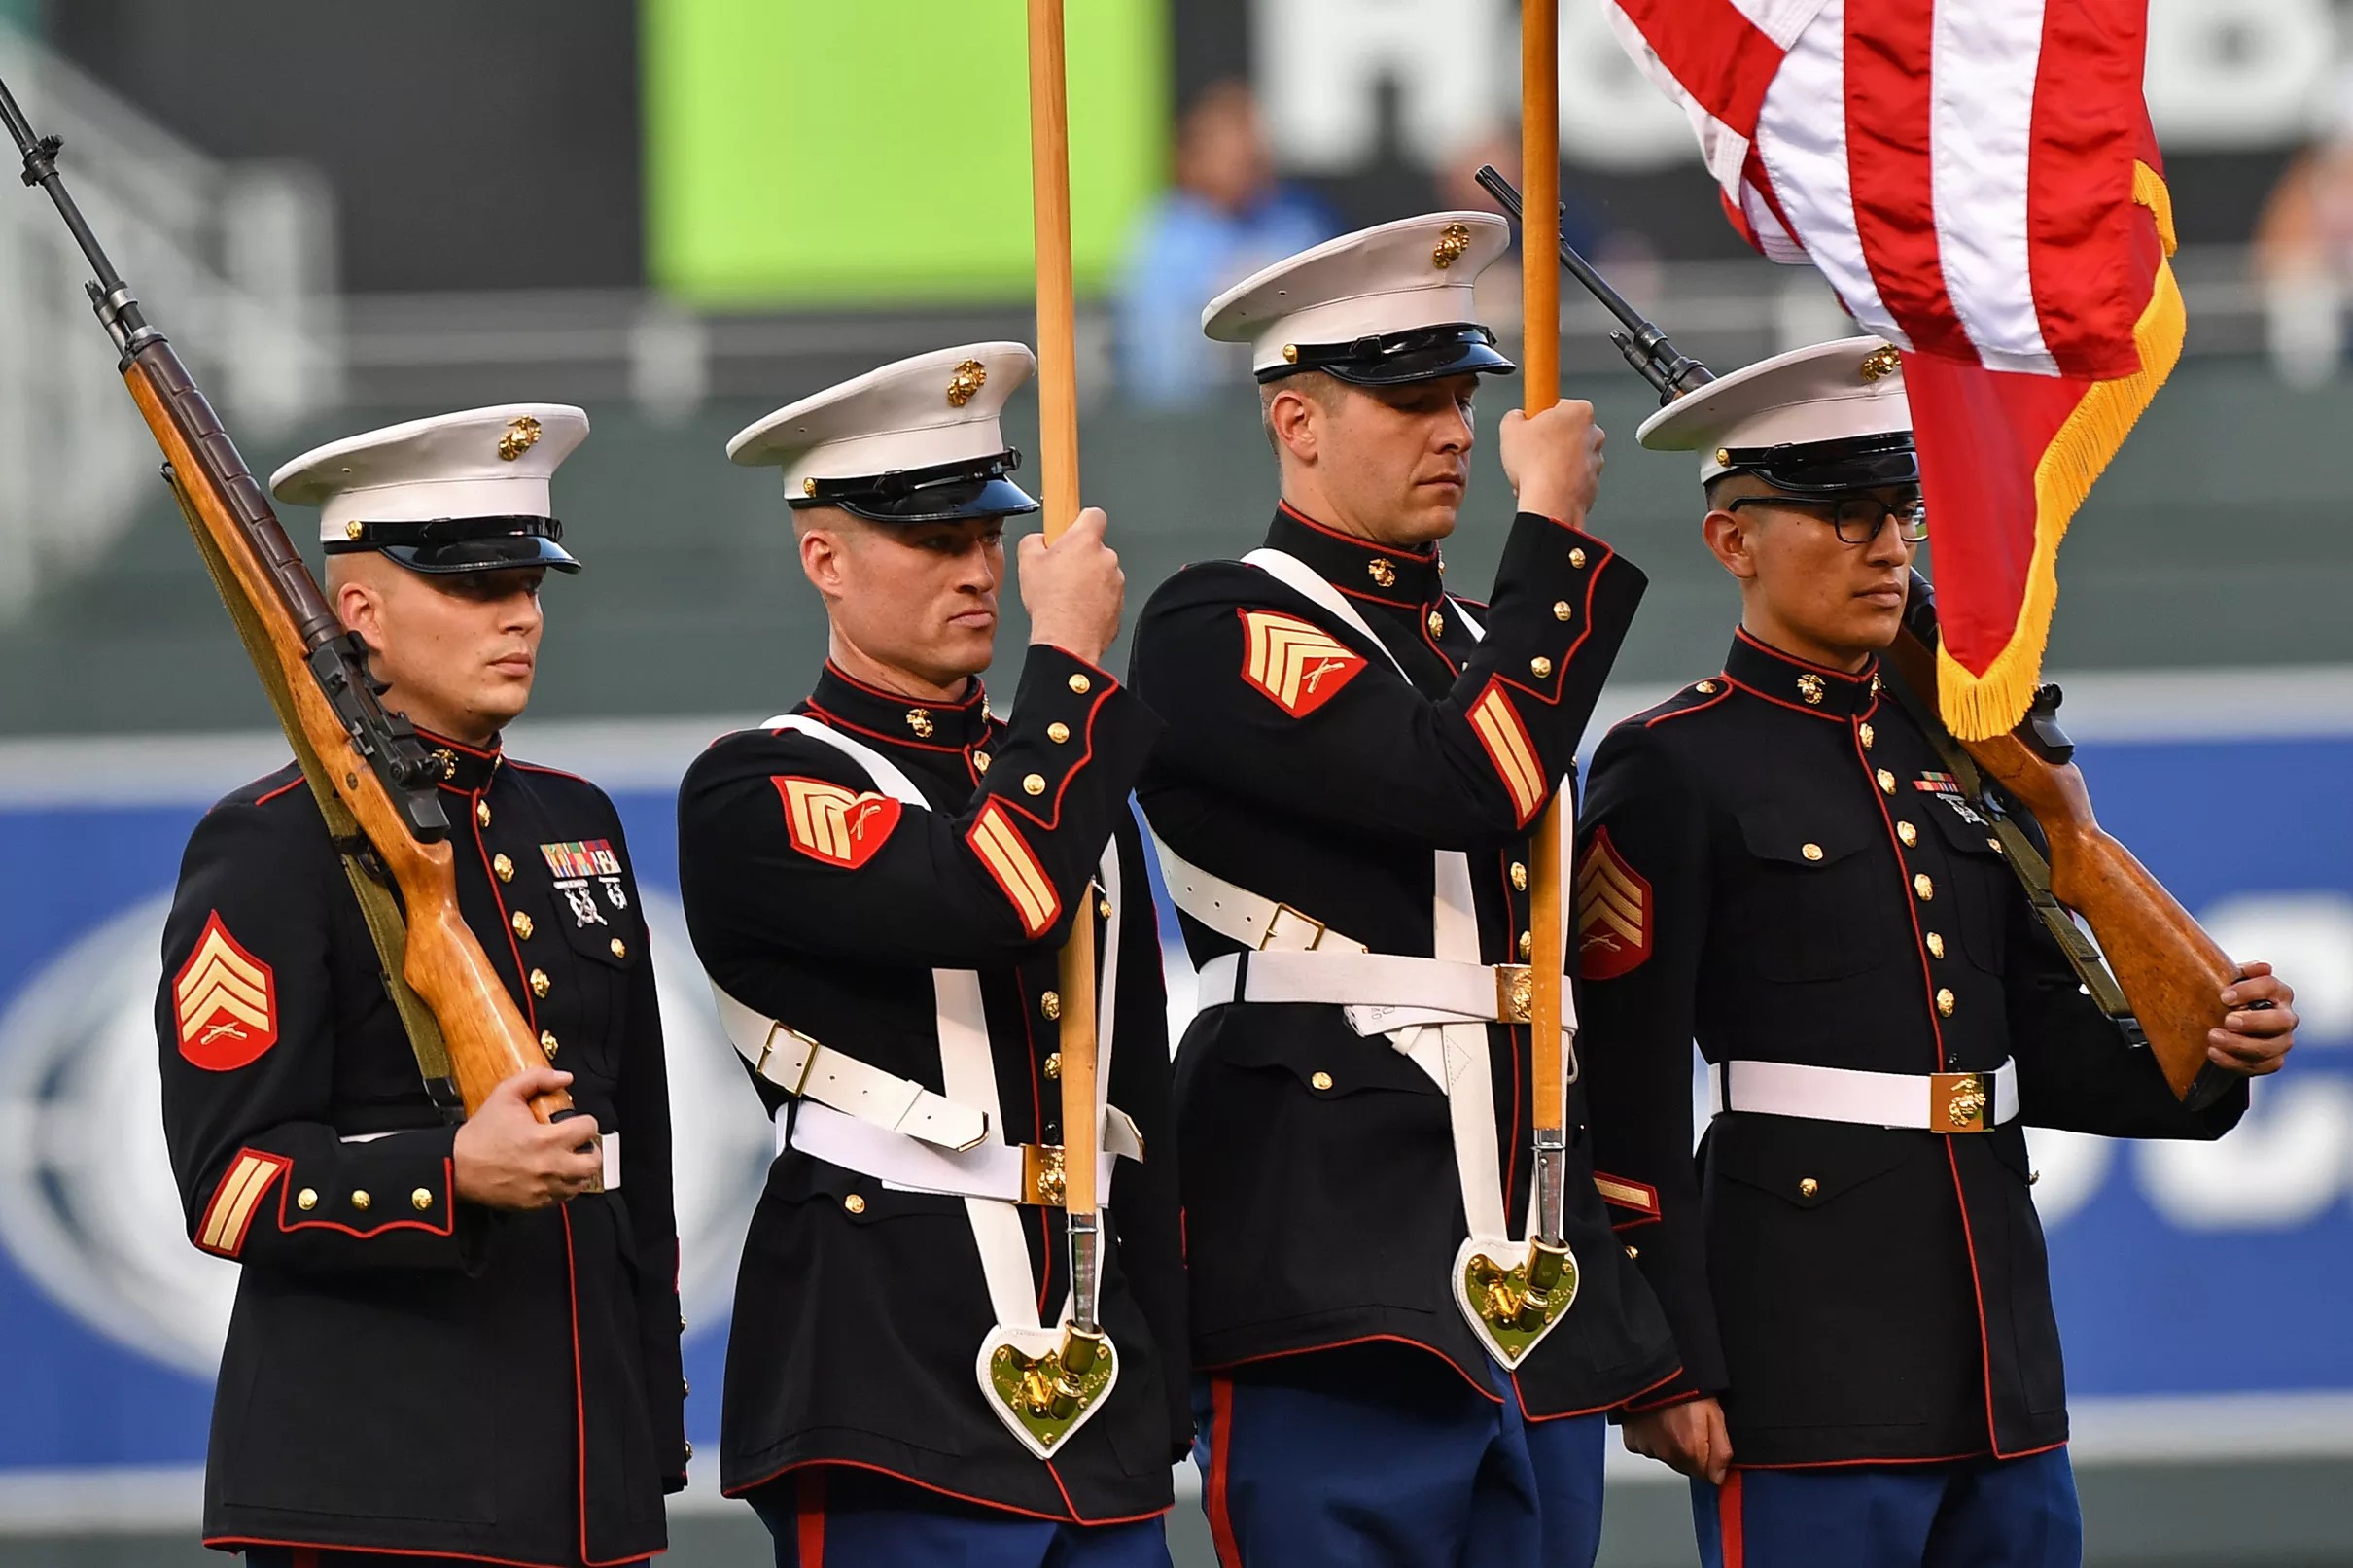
[
  {"xmin": 981, "ymin": 0, "xmax": 1116, "ymax": 1454},
  {"xmin": 1458, "ymin": 0, "xmax": 1581, "ymax": 1366}
]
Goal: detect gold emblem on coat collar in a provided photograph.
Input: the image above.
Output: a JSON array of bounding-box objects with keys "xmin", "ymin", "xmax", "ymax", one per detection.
[
  {"xmin": 430, "ymin": 748, "xmax": 458, "ymax": 781},
  {"xmin": 946, "ymin": 359, "xmax": 989, "ymax": 407},
  {"xmin": 497, "ymin": 415, "xmax": 542, "ymax": 462},
  {"xmin": 905, "ymin": 708, "xmax": 935, "ymax": 739},
  {"xmin": 1432, "ymin": 222, "xmax": 1474, "ymax": 269},
  {"xmin": 1367, "ymin": 557, "xmax": 1398, "ymax": 589},
  {"xmin": 1796, "ymin": 672, "xmax": 1826, "ymax": 705},
  {"xmin": 1859, "ymin": 345, "xmax": 1902, "ymax": 383}
]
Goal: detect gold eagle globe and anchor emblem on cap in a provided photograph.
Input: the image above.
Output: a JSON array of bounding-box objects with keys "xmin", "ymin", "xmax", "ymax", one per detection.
[
  {"xmin": 1859, "ymin": 345, "xmax": 1902, "ymax": 382},
  {"xmin": 945, "ymin": 359, "xmax": 989, "ymax": 407},
  {"xmin": 497, "ymin": 415, "xmax": 543, "ymax": 462},
  {"xmin": 1432, "ymin": 222, "xmax": 1475, "ymax": 269}
]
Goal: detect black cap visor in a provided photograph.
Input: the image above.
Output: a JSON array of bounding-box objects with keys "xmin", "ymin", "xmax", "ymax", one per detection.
[
  {"xmin": 324, "ymin": 515, "xmax": 581, "ymax": 575},
  {"xmin": 791, "ymin": 448, "xmax": 1041, "ymax": 525},
  {"xmin": 1718, "ymin": 431, "xmax": 1918, "ymax": 497},
  {"xmin": 1259, "ymin": 323, "xmax": 1516, "ymax": 387}
]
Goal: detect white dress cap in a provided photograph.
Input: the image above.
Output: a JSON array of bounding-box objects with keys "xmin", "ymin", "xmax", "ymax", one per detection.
[
  {"xmin": 729, "ymin": 342, "xmax": 1037, "ymax": 508},
  {"xmin": 1202, "ymin": 212, "xmax": 1515, "ymax": 380},
  {"xmin": 271, "ymin": 403, "xmax": 589, "ymax": 544},
  {"xmin": 1637, "ymin": 336, "xmax": 1913, "ymax": 482}
]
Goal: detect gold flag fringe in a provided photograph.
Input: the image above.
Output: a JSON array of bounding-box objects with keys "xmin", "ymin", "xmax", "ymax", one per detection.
[{"xmin": 1936, "ymin": 162, "xmax": 2185, "ymax": 740}]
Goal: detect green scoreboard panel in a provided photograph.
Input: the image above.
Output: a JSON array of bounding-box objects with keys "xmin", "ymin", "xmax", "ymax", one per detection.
[{"xmin": 647, "ymin": 0, "xmax": 1169, "ymax": 305}]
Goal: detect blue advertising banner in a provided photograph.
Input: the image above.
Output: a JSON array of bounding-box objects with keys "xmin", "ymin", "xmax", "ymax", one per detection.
[{"xmin": 0, "ymin": 702, "xmax": 2346, "ymax": 1511}]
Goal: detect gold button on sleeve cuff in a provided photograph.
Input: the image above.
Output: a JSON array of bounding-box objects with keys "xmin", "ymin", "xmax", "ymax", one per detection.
[
  {"xmin": 350, "ymin": 1190, "xmax": 371, "ymax": 1212},
  {"xmin": 1046, "ymin": 722, "xmax": 1071, "ymax": 744},
  {"xmin": 1568, "ymin": 547, "xmax": 1588, "ymax": 568},
  {"xmin": 411, "ymin": 1188, "xmax": 434, "ymax": 1211},
  {"xmin": 297, "ymin": 1188, "xmax": 318, "ymax": 1211},
  {"xmin": 1529, "ymin": 656, "xmax": 1554, "ymax": 679},
  {"xmin": 1021, "ymin": 773, "xmax": 1046, "ymax": 796},
  {"xmin": 1552, "ymin": 601, "xmax": 1573, "ymax": 621},
  {"xmin": 1068, "ymin": 673, "xmax": 1091, "ymax": 694}
]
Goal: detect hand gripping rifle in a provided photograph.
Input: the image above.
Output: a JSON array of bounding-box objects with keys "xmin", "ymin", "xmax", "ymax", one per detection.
[
  {"xmin": 1479, "ymin": 165, "xmax": 2241, "ymax": 1110},
  {"xmin": 0, "ymin": 78, "xmax": 581, "ymax": 1130}
]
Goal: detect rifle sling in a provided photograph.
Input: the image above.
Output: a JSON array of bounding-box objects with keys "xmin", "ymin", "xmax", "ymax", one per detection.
[
  {"xmin": 1877, "ymin": 658, "xmax": 2145, "ymax": 1040},
  {"xmin": 166, "ymin": 465, "xmax": 466, "ymax": 1119}
]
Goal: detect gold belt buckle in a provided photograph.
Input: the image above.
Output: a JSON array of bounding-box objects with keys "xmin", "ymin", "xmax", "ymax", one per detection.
[
  {"xmin": 756, "ymin": 1023, "xmax": 824, "ymax": 1098},
  {"xmin": 1930, "ymin": 1071, "xmax": 1992, "ymax": 1133},
  {"xmin": 1260, "ymin": 902, "xmax": 1330, "ymax": 952},
  {"xmin": 1021, "ymin": 1144, "xmax": 1069, "ymax": 1207},
  {"xmin": 1494, "ymin": 964, "xmax": 1533, "ymax": 1024}
]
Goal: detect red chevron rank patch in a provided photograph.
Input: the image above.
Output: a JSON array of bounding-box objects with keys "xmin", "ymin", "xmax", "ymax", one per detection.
[
  {"xmin": 1575, "ymin": 830, "xmax": 1653, "ymax": 980},
  {"xmin": 1239, "ymin": 610, "xmax": 1366, "ymax": 717},
  {"xmin": 174, "ymin": 913, "xmax": 279, "ymax": 1070},
  {"xmin": 773, "ymin": 776, "xmax": 902, "ymax": 869}
]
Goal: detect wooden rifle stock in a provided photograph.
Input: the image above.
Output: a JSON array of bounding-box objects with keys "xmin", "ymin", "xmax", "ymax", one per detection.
[
  {"xmin": 124, "ymin": 342, "xmax": 571, "ymax": 1123},
  {"xmin": 1881, "ymin": 627, "xmax": 2231, "ymax": 1100}
]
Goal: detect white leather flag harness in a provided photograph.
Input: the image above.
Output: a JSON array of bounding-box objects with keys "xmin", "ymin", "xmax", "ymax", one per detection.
[
  {"xmin": 1153, "ymin": 549, "xmax": 1580, "ymax": 1363},
  {"xmin": 711, "ymin": 714, "xmax": 1131, "ymax": 1456}
]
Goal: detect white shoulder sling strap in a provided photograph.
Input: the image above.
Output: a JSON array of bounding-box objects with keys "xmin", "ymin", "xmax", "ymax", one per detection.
[
  {"xmin": 1144, "ymin": 551, "xmax": 1580, "ymax": 1362},
  {"xmin": 716, "ymin": 713, "xmax": 1129, "ymax": 1455}
]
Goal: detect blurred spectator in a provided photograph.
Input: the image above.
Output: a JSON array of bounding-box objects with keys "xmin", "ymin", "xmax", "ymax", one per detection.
[
  {"xmin": 1115, "ymin": 80, "xmax": 1337, "ymax": 407},
  {"xmin": 2252, "ymin": 75, "xmax": 2353, "ymax": 385}
]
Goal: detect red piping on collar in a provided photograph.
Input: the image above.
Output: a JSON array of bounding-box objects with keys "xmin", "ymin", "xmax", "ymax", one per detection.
[
  {"xmin": 821, "ymin": 658, "xmax": 988, "ymax": 713},
  {"xmin": 1731, "ymin": 624, "xmax": 1879, "ymax": 686},
  {"xmin": 1275, "ymin": 500, "xmax": 1435, "ymax": 564}
]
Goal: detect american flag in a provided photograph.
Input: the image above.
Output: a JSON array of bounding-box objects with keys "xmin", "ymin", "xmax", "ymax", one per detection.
[{"xmin": 1606, "ymin": 0, "xmax": 2181, "ymax": 739}]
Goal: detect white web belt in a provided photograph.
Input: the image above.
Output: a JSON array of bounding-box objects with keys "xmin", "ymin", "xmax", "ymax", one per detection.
[{"xmin": 1709, "ymin": 1058, "xmax": 2019, "ymax": 1132}]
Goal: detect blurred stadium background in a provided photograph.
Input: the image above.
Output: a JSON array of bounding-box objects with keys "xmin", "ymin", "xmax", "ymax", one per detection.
[{"xmin": 0, "ymin": 2, "xmax": 2346, "ymax": 1564}]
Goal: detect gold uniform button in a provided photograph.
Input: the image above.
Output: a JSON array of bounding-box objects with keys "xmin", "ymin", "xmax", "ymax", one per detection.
[
  {"xmin": 611, "ymin": 938, "xmax": 629, "ymax": 960},
  {"xmin": 1047, "ymin": 721, "xmax": 1071, "ymax": 744},
  {"xmin": 1428, "ymin": 610, "xmax": 1446, "ymax": 638},
  {"xmin": 1042, "ymin": 1052, "xmax": 1061, "ymax": 1080},
  {"xmin": 685, "ymin": 1440, "xmax": 694, "ymax": 1460},
  {"xmin": 1798, "ymin": 1177, "xmax": 1820, "ymax": 1199},
  {"xmin": 843, "ymin": 1194, "xmax": 866, "ymax": 1215},
  {"xmin": 1518, "ymin": 930, "xmax": 1533, "ymax": 958},
  {"xmin": 1022, "ymin": 773, "xmax": 1047, "ymax": 796},
  {"xmin": 1801, "ymin": 843, "xmax": 1824, "ymax": 861},
  {"xmin": 1858, "ymin": 722, "xmax": 1876, "ymax": 749},
  {"xmin": 683, "ymin": 1380, "xmax": 691, "ymax": 1398},
  {"xmin": 1510, "ymin": 861, "xmax": 1528, "ymax": 891},
  {"xmin": 1530, "ymin": 656, "xmax": 1554, "ymax": 679},
  {"xmin": 1914, "ymin": 873, "xmax": 1935, "ymax": 901},
  {"xmin": 493, "ymin": 854, "xmax": 514, "ymax": 883},
  {"xmin": 411, "ymin": 1188, "xmax": 434, "ymax": 1212},
  {"xmin": 1926, "ymin": 931, "xmax": 1947, "ymax": 958},
  {"xmin": 1937, "ymin": 988, "xmax": 1957, "ymax": 1017},
  {"xmin": 973, "ymin": 751, "xmax": 992, "ymax": 774},
  {"xmin": 1098, "ymin": 896, "xmax": 1113, "ymax": 919},
  {"xmin": 1568, "ymin": 547, "xmax": 1588, "ymax": 568},
  {"xmin": 1068, "ymin": 673, "xmax": 1091, "ymax": 694},
  {"xmin": 1879, "ymin": 768, "xmax": 1898, "ymax": 794},
  {"xmin": 1898, "ymin": 821, "xmax": 1919, "ymax": 848},
  {"xmin": 1624, "ymin": 1244, "xmax": 1639, "ymax": 1260},
  {"xmin": 1695, "ymin": 679, "xmax": 1720, "ymax": 695},
  {"xmin": 475, "ymin": 799, "xmax": 492, "ymax": 829},
  {"xmin": 1310, "ymin": 1071, "xmax": 1334, "ymax": 1092},
  {"xmin": 541, "ymin": 1030, "xmax": 560, "ymax": 1058},
  {"xmin": 1987, "ymin": 836, "xmax": 2003, "ymax": 853},
  {"xmin": 512, "ymin": 911, "xmax": 534, "ymax": 940},
  {"xmin": 351, "ymin": 1190, "xmax": 371, "ymax": 1212},
  {"xmin": 530, "ymin": 968, "xmax": 551, "ymax": 999},
  {"xmin": 1040, "ymin": 990, "xmax": 1062, "ymax": 1021},
  {"xmin": 297, "ymin": 1188, "xmax": 318, "ymax": 1211},
  {"xmin": 1552, "ymin": 601, "xmax": 1573, "ymax": 622}
]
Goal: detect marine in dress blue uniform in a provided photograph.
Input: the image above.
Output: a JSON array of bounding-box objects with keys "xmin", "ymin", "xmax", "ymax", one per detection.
[
  {"xmin": 158, "ymin": 407, "xmax": 687, "ymax": 1568},
  {"xmin": 1127, "ymin": 215, "xmax": 1680, "ymax": 1567},
  {"xmin": 1575, "ymin": 340, "xmax": 2300, "ymax": 1568},
  {"xmin": 675, "ymin": 346, "xmax": 1187, "ymax": 1568}
]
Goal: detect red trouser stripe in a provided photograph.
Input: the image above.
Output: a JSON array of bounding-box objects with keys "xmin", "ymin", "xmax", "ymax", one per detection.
[
  {"xmin": 1207, "ymin": 1376, "xmax": 1241, "ymax": 1568},
  {"xmin": 1720, "ymin": 1469, "xmax": 1745, "ymax": 1568},
  {"xmin": 796, "ymin": 1471, "xmax": 825, "ymax": 1568}
]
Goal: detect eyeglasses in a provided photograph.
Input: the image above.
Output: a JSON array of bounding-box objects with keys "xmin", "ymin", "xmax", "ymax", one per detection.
[{"xmin": 1725, "ymin": 493, "xmax": 1929, "ymax": 545}]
